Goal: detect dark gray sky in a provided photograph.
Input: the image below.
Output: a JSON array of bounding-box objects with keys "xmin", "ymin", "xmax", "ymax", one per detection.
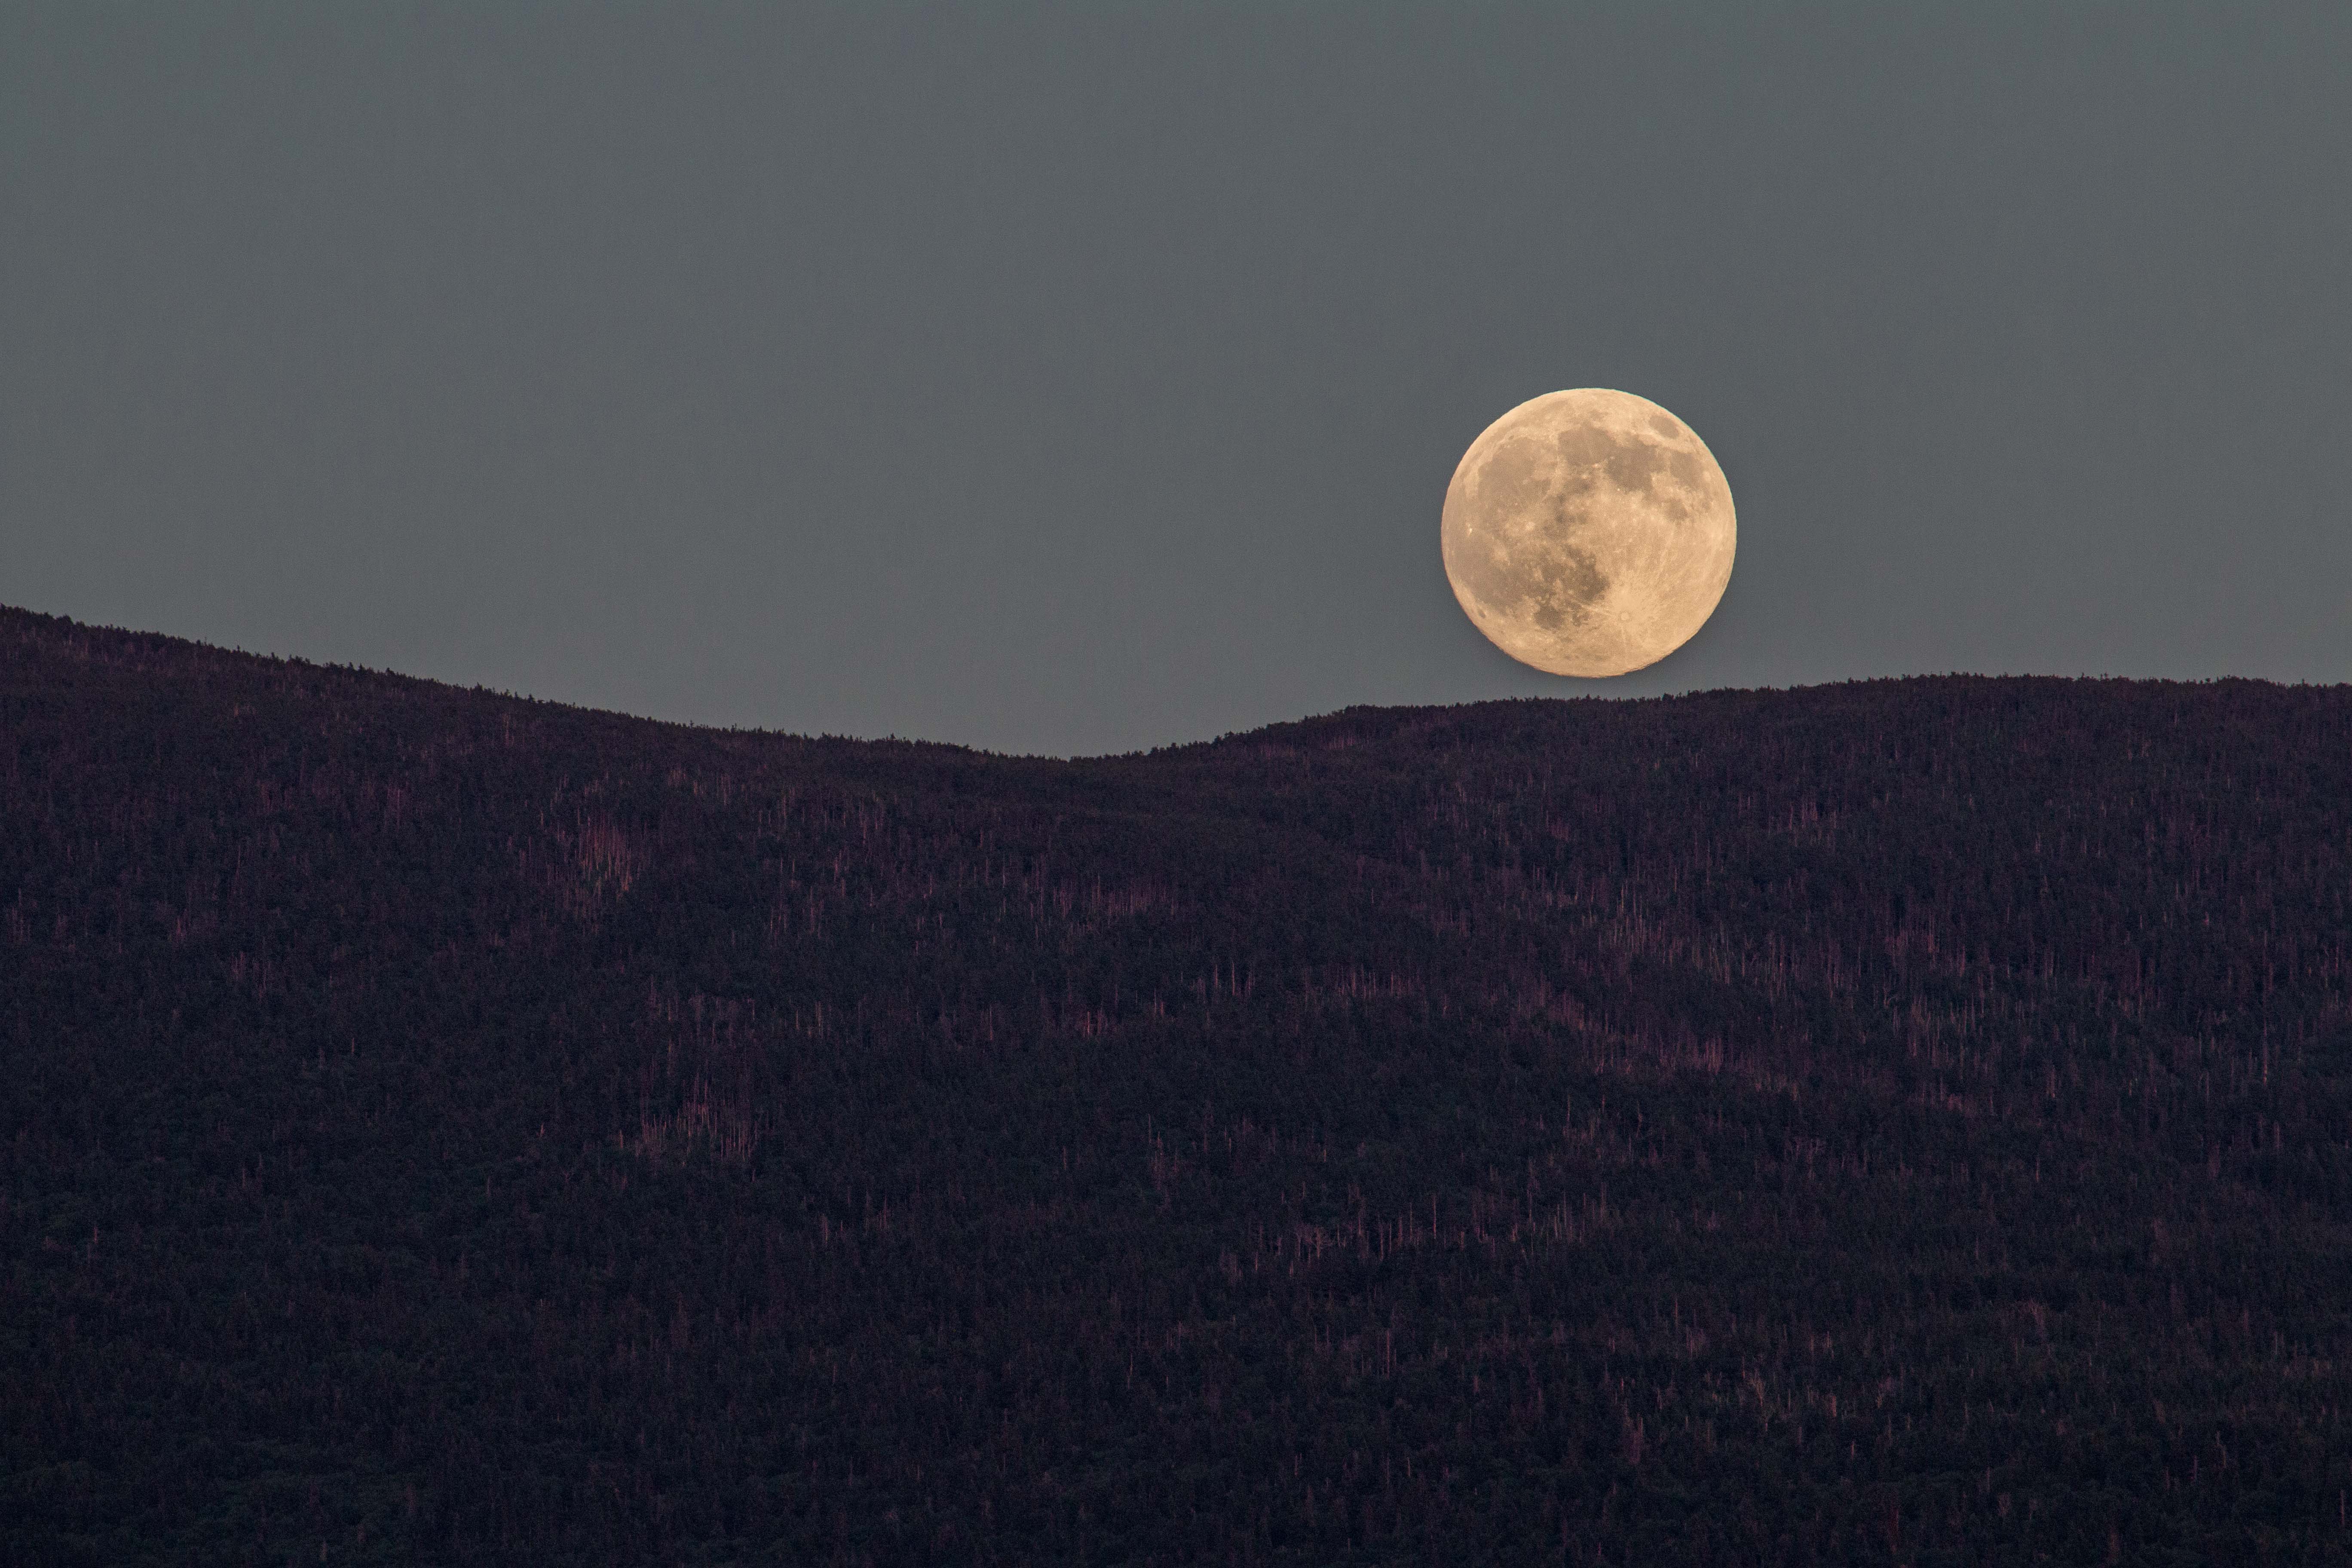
[{"xmin": 6, "ymin": 4, "xmax": 2346, "ymax": 754}]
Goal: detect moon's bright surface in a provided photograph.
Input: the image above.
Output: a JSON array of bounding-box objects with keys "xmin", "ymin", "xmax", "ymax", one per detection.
[{"xmin": 1442, "ymin": 389, "xmax": 1735, "ymax": 677}]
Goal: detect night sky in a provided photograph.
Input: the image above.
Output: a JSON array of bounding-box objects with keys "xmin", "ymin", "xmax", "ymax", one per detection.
[{"xmin": 5, "ymin": 3, "xmax": 2345, "ymax": 756}]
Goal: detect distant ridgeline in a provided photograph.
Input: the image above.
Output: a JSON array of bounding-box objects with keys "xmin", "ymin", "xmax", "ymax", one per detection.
[{"xmin": 8, "ymin": 602, "xmax": 2352, "ymax": 1567}]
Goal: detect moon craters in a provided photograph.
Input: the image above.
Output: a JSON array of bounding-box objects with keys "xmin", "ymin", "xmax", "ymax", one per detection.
[{"xmin": 1441, "ymin": 389, "xmax": 1734, "ymax": 677}]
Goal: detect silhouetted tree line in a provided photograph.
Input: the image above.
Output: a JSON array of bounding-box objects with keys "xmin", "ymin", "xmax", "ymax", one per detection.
[{"xmin": 3, "ymin": 603, "xmax": 2351, "ymax": 1565}]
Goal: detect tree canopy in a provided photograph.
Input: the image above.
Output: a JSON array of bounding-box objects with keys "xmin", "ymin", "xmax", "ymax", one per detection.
[{"xmin": 5, "ymin": 605, "xmax": 2350, "ymax": 1565}]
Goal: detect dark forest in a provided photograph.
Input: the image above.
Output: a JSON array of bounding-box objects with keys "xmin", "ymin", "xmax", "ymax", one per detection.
[{"xmin": 5, "ymin": 604, "xmax": 2350, "ymax": 1565}]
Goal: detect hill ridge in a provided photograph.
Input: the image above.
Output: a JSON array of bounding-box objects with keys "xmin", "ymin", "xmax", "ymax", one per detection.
[
  {"xmin": 6, "ymin": 601, "xmax": 2351, "ymax": 1564},
  {"xmin": 13, "ymin": 600, "xmax": 2338, "ymax": 759}
]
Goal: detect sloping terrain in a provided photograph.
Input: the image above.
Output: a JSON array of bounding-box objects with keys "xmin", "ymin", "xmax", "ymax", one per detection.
[{"xmin": 4, "ymin": 603, "xmax": 2351, "ymax": 1565}]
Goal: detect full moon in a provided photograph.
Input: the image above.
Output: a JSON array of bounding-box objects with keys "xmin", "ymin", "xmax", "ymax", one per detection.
[{"xmin": 1441, "ymin": 389, "xmax": 1735, "ymax": 677}]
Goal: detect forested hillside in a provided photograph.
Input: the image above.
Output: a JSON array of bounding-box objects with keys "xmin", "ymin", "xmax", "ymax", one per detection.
[{"xmin": 5, "ymin": 603, "xmax": 2351, "ymax": 1566}]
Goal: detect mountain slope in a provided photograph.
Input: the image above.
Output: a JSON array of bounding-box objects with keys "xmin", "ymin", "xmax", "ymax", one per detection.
[{"xmin": 5, "ymin": 604, "xmax": 2351, "ymax": 1565}]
